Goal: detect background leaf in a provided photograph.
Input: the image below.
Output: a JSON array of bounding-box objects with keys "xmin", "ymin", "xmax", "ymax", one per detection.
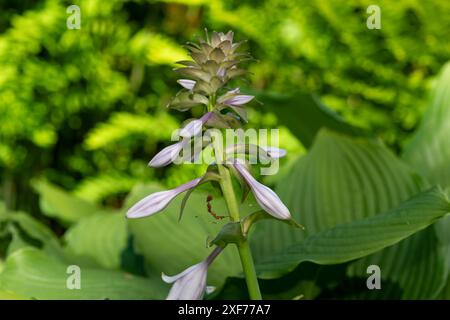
[
  {"xmin": 255, "ymin": 91, "xmax": 365, "ymax": 148},
  {"xmin": 252, "ymin": 129, "xmax": 424, "ymax": 257},
  {"xmin": 0, "ymin": 204, "xmax": 63, "ymax": 258},
  {"xmin": 256, "ymin": 188, "xmax": 450, "ymax": 277},
  {"xmin": 33, "ymin": 180, "xmax": 102, "ymax": 224},
  {"xmin": 402, "ymin": 61, "xmax": 450, "ymax": 298},
  {"xmin": 252, "ymin": 129, "xmax": 449, "ymax": 298},
  {"xmin": 63, "ymin": 212, "xmax": 128, "ymax": 269},
  {"xmin": 403, "ymin": 62, "xmax": 450, "ymax": 189},
  {"xmin": 0, "ymin": 248, "xmax": 164, "ymax": 300}
]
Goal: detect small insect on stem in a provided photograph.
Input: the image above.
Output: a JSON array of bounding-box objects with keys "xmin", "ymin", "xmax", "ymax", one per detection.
[{"xmin": 206, "ymin": 195, "xmax": 227, "ymax": 221}]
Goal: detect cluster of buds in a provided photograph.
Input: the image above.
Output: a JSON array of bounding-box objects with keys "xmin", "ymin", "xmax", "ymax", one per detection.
[{"xmin": 126, "ymin": 31, "xmax": 297, "ymax": 300}]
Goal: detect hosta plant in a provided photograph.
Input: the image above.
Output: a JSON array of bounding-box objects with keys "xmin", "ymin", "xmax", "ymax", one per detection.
[{"xmin": 126, "ymin": 30, "xmax": 300, "ymax": 300}]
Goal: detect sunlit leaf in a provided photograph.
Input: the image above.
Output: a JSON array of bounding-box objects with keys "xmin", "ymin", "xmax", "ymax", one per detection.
[
  {"xmin": 0, "ymin": 248, "xmax": 164, "ymax": 300},
  {"xmin": 257, "ymin": 188, "xmax": 450, "ymax": 279},
  {"xmin": 252, "ymin": 129, "xmax": 448, "ymax": 298},
  {"xmin": 64, "ymin": 212, "xmax": 127, "ymax": 269},
  {"xmin": 33, "ymin": 180, "xmax": 102, "ymax": 224}
]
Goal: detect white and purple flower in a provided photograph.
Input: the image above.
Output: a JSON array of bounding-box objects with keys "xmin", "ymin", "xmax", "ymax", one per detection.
[
  {"xmin": 177, "ymin": 79, "xmax": 196, "ymax": 90},
  {"xmin": 163, "ymin": 247, "xmax": 222, "ymax": 300},
  {"xmin": 148, "ymin": 140, "xmax": 188, "ymax": 168},
  {"xmin": 233, "ymin": 163, "xmax": 291, "ymax": 220},
  {"xmin": 126, "ymin": 177, "xmax": 201, "ymax": 218},
  {"xmin": 179, "ymin": 112, "xmax": 213, "ymax": 138}
]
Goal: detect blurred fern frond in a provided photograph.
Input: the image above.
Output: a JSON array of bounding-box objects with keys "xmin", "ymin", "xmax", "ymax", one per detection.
[
  {"xmin": 73, "ymin": 173, "xmax": 142, "ymax": 205},
  {"xmin": 129, "ymin": 31, "xmax": 189, "ymax": 65},
  {"xmin": 84, "ymin": 112, "xmax": 179, "ymax": 150}
]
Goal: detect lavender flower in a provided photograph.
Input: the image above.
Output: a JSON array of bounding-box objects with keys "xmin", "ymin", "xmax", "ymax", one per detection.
[
  {"xmin": 233, "ymin": 163, "xmax": 291, "ymax": 220},
  {"xmin": 148, "ymin": 140, "xmax": 187, "ymax": 168},
  {"xmin": 177, "ymin": 79, "xmax": 196, "ymax": 90},
  {"xmin": 179, "ymin": 112, "xmax": 213, "ymax": 138},
  {"xmin": 163, "ymin": 247, "xmax": 222, "ymax": 300},
  {"xmin": 260, "ymin": 146, "xmax": 287, "ymax": 159},
  {"xmin": 126, "ymin": 177, "xmax": 201, "ymax": 218},
  {"xmin": 222, "ymin": 95, "xmax": 254, "ymax": 106},
  {"xmin": 225, "ymin": 144, "xmax": 287, "ymax": 161}
]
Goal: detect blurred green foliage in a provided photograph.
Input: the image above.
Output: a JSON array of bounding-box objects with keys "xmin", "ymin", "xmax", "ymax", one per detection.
[
  {"xmin": 1, "ymin": 0, "xmax": 449, "ymax": 212},
  {"xmin": 0, "ymin": 0, "xmax": 450, "ymax": 300}
]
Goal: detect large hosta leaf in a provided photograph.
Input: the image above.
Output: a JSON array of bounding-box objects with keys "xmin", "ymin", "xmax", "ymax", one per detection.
[
  {"xmin": 402, "ymin": 61, "xmax": 450, "ymax": 298},
  {"xmin": 256, "ymin": 188, "xmax": 450, "ymax": 275},
  {"xmin": 403, "ymin": 62, "xmax": 450, "ymax": 189},
  {"xmin": 252, "ymin": 129, "xmax": 448, "ymax": 298},
  {"xmin": 0, "ymin": 248, "xmax": 163, "ymax": 300},
  {"xmin": 63, "ymin": 212, "xmax": 127, "ymax": 269},
  {"xmin": 0, "ymin": 204, "xmax": 63, "ymax": 257},
  {"xmin": 252, "ymin": 129, "xmax": 423, "ymax": 258},
  {"xmin": 126, "ymin": 184, "xmax": 241, "ymax": 287},
  {"xmin": 33, "ymin": 180, "xmax": 102, "ymax": 224},
  {"xmin": 438, "ymin": 279, "xmax": 450, "ymax": 299},
  {"xmin": 255, "ymin": 91, "xmax": 364, "ymax": 148}
]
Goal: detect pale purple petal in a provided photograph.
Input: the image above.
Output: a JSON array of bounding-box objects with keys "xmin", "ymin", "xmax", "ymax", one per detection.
[
  {"xmin": 216, "ymin": 67, "xmax": 226, "ymax": 78},
  {"xmin": 205, "ymin": 286, "xmax": 216, "ymax": 294},
  {"xmin": 217, "ymin": 88, "xmax": 240, "ymax": 104},
  {"xmin": 225, "ymin": 144, "xmax": 286, "ymax": 161},
  {"xmin": 162, "ymin": 247, "xmax": 222, "ymax": 300},
  {"xmin": 164, "ymin": 262, "xmax": 208, "ymax": 300},
  {"xmin": 233, "ymin": 163, "xmax": 291, "ymax": 220},
  {"xmin": 126, "ymin": 177, "xmax": 201, "ymax": 218},
  {"xmin": 179, "ymin": 112, "xmax": 213, "ymax": 138},
  {"xmin": 177, "ymin": 79, "xmax": 196, "ymax": 90},
  {"xmin": 223, "ymin": 95, "xmax": 254, "ymax": 106},
  {"xmin": 148, "ymin": 141, "xmax": 185, "ymax": 167},
  {"xmin": 162, "ymin": 263, "xmax": 205, "ymax": 284},
  {"xmin": 179, "ymin": 120, "xmax": 202, "ymax": 138},
  {"xmin": 260, "ymin": 146, "xmax": 287, "ymax": 159}
]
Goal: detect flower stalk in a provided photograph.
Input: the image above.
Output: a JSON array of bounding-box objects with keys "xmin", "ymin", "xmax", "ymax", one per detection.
[
  {"xmin": 125, "ymin": 30, "xmax": 300, "ymax": 301},
  {"xmin": 218, "ymin": 163, "xmax": 262, "ymax": 299}
]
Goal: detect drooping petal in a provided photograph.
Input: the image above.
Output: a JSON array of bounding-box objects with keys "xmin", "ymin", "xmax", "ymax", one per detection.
[
  {"xmin": 126, "ymin": 177, "xmax": 201, "ymax": 218},
  {"xmin": 225, "ymin": 144, "xmax": 287, "ymax": 162},
  {"xmin": 148, "ymin": 140, "xmax": 187, "ymax": 168},
  {"xmin": 260, "ymin": 146, "xmax": 287, "ymax": 159},
  {"xmin": 179, "ymin": 112, "xmax": 213, "ymax": 138},
  {"xmin": 222, "ymin": 95, "xmax": 254, "ymax": 106},
  {"xmin": 233, "ymin": 163, "xmax": 291, "ymax": 220},
  {"xmin": 163, "ymin": 247, "xmax": 222, "ymax": 300},
  {"xmin": 164, "ymin": 262, "xmax": 208, "ymax": 300},
  {"xmin": 177, "ymin": 79, "xmax": 196, "ymax": 90},
  {"xmin": 162, "ymin": 263, "xmax": 205, "ymax": 284}
]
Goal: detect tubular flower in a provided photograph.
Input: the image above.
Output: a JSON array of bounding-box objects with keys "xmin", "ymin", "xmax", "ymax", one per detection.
[
  {"xmin": 233, "ymin": 163, "xmax": 291, "ymax": 220},
  {"xmin": 223, "ymin": 95, "xmax": 254, "ymax": 106},
  {"xmin": 177, "ymin": 79, "xmax": 196, "ymax": 90},
  {"xmin": 148, "ymin": 140, "xmax": 187, "ymax": 168},
  {"xmin": 163, "ymin": 247, "xmax": 222, "ymax": 300},
  {"xmin": 126, "ymin": 177, "xmax": 201, "ymax": 218},
  {"xmin": 260, "ymin": 146, "xmax": 287, "ymax": 159},
  {"xmin": 225, "ymin": 144, "xmax": 287, "ymax": 161},
  {"xmin": 179, "ymin": 112, "xmax": 213, "ymax": 138}
]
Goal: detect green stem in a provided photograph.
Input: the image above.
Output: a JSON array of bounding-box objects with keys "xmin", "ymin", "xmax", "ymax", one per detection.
[
  {"xmin": 237, "ymin": 241, "xmax": 262, "ymax": 300},
  {"xmin": 217, "ymin": 164, "xmax": 240, "ymax": 221},
  {"xmin": 217, "ymin": 164, "xmax": 262, "ymax": 300}
]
